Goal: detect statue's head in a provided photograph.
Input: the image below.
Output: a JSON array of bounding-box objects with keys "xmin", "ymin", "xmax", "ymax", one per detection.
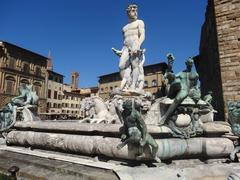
[
  {"xmin": 122, "ymin": 99, "xmax": 133, "ymax": 112},
  {"xmin": 185, "ymin": 57, "xmax": 194, "ymax": 69},
  {"xmin": 126, "ymin": 4, "xmax": 138, "ymax": 21}
]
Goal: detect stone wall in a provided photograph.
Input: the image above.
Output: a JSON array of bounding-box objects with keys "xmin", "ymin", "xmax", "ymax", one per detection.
[{"xmin": 195, "ymin": 0, "xmax": 240, "ymax": 120}]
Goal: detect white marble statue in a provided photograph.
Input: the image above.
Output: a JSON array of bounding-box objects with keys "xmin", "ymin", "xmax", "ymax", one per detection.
[
  {"xmin": 79, "ymin": 96, "xmax": 121, "ymax": 124},
  {"xmin": 112, "ymin": 4, "xmax": 145, "ymax": 93}
]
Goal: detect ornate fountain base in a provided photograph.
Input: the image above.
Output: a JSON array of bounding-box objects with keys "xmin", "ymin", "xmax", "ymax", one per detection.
[{"xmin": 6, "ymin": 121, "xmax": 235, "ymax": 161}]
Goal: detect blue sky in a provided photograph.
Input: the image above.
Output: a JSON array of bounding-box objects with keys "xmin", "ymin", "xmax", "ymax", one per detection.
[{"xmin": 1, "ymin": 0, "xmax": 207, "ymax": 88}]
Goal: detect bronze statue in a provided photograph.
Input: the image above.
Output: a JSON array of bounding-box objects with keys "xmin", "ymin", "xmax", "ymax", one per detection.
[
  {"xmin": 117, "ymin": 99, "xmax": 161, "ymax": 162},
  {"xmin": 160, "ymin": 54, "xmax": 199, "ymax": 125},
  {"xmin": 0, "ymin": 84, "xmax": 39, "ymax": 132},
  {"xmin": 227, "ymin": 101, "xmax": 240, "ymax": 161}
]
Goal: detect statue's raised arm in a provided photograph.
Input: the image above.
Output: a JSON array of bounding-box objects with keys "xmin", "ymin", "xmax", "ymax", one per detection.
[{"xmin": 166, "ymin": 53, "xmax": 175, "ymax": 72}]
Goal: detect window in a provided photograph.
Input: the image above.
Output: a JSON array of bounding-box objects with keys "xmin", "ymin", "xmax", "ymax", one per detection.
[
  {"xmin": 6, "ymin": 80, "xmax": 14, "ymax": 94},
  {"xmin": 53, "ymin": 103, "xmax": 57, "ymax": 108},
  {"xmin": 58, "ymin": 104, "xmax": 61, "ymax": 108},
  {"xmin": 144, "ymin": 81, "xmax": 148, "ymax": 88},
  {"xmin": 35, "ymin": 67, "xmax": 41, "ymax": 76},
  {"xmin": 9, "ymin": 58, "xmax": 15, "ymax": 69},
  {"xmin": 47, "ymin": 102, "xmax": 51, "ymax": 108},
  {"xmin": 49, "ymin": 75, "xmax": 53, "ymax": 80},
  {"xmin": 20, "ymin": 79, "xmax": 29, "ymax": 86},
  {"xmin": 23, "ymin": 63, "xmax": 30, "ymax": 74},
  {"xmin": 48, "ymin": 89, "xmax": 51, "ymax": 98},
  {"xmin": 5, "ymin": 76, "xmax": 15, "ymax": 94},
  {"xmin": 34, "ymin": 86, "xmax": 40, "ymax": 96},
  {"xmin": 54, "ymin": 77, "xmax": 58, "ymax": 82},
  {"xmin": 58, "ymin": 94, "xmax": 62, "ymax": 100},
  {"xmin": 54, "ymin": 91, "xmax": 57, "ymax": 99},
  {"xmin": 152, "ymin": 80, "xmax": 157, "ymax": 87},
  {"xmin": 110, "ymin": 87, "xmax": 113, "ymax": 91}
]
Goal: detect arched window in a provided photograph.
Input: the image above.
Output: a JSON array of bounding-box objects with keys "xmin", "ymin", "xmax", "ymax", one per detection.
[
  {"xmin": 152, "ymin": 80, "xmax": 157, "ymax": 87},
  {"xmin": 33, "ymin": 82, "xmax": 41, "ymax": 96},
  {"xmin": 20, "ymin": 79, "xmax": 29, "ymax": 86},
  {"xmin": 144, "ymin": 81, "xmax": 148, "ymax": 88}
]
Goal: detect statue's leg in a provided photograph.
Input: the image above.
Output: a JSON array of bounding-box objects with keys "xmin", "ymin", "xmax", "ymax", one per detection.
[
  {"xmin": 146, "ymin": 134, "xmax": 161, "ymax": 163},
  {"xmin": 119, "ymin": 49, "xmax": 130, "ymax": 89},
  {"xmin": 117, "ymin": 136, "xmax": 134, "ymax": 149},
  {"xmin": 130, "ymin": 58, "xmax": 140, "ymax": 90},
  {"xmin": 159, "ymin": 90, "xmax": 188, "ymax": 125},
  {"xmin": 120, "ymin": 67, "xmax": 131, "ymax": 90},
  {"xmin": 119, "ymin": 49, "xmax": 129, "ymax": 75}
]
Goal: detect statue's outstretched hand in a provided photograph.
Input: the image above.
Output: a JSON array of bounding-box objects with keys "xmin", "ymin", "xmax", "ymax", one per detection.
[
  {"xmin": 121, "ymin": 134, "xmax": 127, "ymax": 140},
  {"xmin": 112, "ymin": 48, "xmax": 122, "ymax": 57}
]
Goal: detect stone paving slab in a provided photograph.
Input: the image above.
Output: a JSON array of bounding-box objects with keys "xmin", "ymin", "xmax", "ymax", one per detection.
[{"xmin": 1, "ymin": 145, "xmax": 240, "ymax": 180}]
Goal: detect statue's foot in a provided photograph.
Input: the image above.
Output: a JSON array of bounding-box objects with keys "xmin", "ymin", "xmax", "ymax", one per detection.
[
  {"xmin": 154, "ymin": 157, "xmax": 161, "ymax": 163},
  {"xmin": 136, "ymin": 154, "xmax": 145, "ymax": 160}
]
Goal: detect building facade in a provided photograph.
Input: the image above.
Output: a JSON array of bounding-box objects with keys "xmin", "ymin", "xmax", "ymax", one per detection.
[
  {"xmin": 0, "ymin": 41, "xmax": 48, "ymax": 113},
  {"xmin": 98, "ymin": 63, "xmax": 167, "ymax": 99},
  {"xmin": 62, "ymin": 84, "xmax": 82, "ymax": 118},
  {"xmin": 195, "ymin": 0, "xmax": 240, "ymax": 120},
  {"xmin": 46, "ymin": 70, "xmax": 64, "ymax": 114}
]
